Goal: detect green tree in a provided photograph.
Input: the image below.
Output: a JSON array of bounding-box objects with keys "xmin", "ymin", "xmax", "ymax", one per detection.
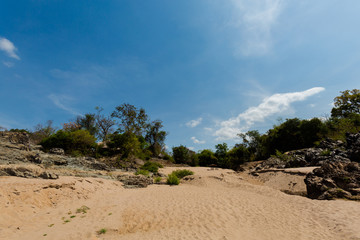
[
  {"xmin": 228, "ymin": 145, "xmax": 250, "ymax": 169},
  {"xmin": 172, "ymin": 145, "xmax": 197, "ymax": 166},
  {"xmin": 76, "ymin": 113, "xmax": 98, "ymax": 136},
  {"xmin": 111, "ymin": 103, "xmax": 148, "ymax": 135},
  {"xmin": 331, "ymin": 89, "xmax": 360, "ymax": 118},
  {"xmin": 215, "ymin": 143, "xmax": 230, "ymax": 168},
  {"xmin": 197, "ymin": 149, "xmax": 217, "ymax": 166},
  {"xmin": 40, "ymin": 129, "xmax": 96, "ymax": 155},
  {"xmin": 145, "ymin": 120, "xmax": 167, "ymax": 157},
  {"xmin": 107, "ymin": 132, "xmax": 141, "ymax": 159}
]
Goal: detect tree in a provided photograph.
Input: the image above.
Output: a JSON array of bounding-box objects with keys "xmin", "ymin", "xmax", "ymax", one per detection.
[
  {"xmin": 76, "ymin": 114, "xmax": 98, "ymax": 136},
  {"xmin": 31, "ymin": 120, "xmax": 57, "ymax": 143},
  {"xmin": 197, "ymin": 149, "xmax": 217, "ymax": 166},
  {"xmin": 107, "ymin": 132, "xmax": 141, "ymax": 159},
  {"xmin": 215, "ymin": 143, "xmax": 230, "ymax": 168},
  {"xmin": 172, "ymin": 145, "xmax": 197, "ymax": 165},
  {"xmin": 331, "ymin": 89, "xmax": 360, "ymax": 118},
  {"xmin": 145, "ymin": 120, "xmax": 167, "ymax": 156},
  {"xmin": 228, "ymin": 145, "xmax": 250, "ymax": 169},
  {"xmin": 111, "ymin": 103, "xmax": 148, "ymax": 135},
  {"xmin": 95, "ymin": 107, "xmax": 115, "ymax": 142}
]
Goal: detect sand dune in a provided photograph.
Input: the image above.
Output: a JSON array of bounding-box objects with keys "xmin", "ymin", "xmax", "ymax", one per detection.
[{"xmin": 1, "ymin": 167, "xmax": 360, "ymax": 240}]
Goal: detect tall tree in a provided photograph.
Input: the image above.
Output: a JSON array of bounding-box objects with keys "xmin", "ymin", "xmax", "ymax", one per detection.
[
  {"xmin": 76, "ymin": 114, "xmax": 98, "ymax": 136},
  {"xmin": 331, "ymin": 89, "xmax": 360, "ymax": 118},
  {"xmin": 145, "ymin": 120, "xmax": 167, "ymax": 156},
  {"xmin": 111, "ymin": 103, "xmax": 148, "ymax": 135},
  {"xmin": 95, "ymin": 107, "xmax": 115, "ymax": 141}
]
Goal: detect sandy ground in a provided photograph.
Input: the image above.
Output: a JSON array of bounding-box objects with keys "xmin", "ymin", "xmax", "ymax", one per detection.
[{"xmin": 1, "ymin": 167, "xmax": 360, "ymax": 240}]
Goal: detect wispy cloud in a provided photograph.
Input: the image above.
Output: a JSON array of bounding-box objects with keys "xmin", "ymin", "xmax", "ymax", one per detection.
[
  {"xmin": 48, "ymin": 94, "xmax": 82, "ymax": 116},
  {"xmin": 2, "ymin": 61, "xmax": 14, "ymax": 68},
  {"xmin": 0, "ymin": 37, "xmax": 20, "ymax": 60},
  {"xmin": 191, "ymin": 136, "xmax": 206, "ymax": 144},
  {"xmin": 186, "ymin": 117, "xmax": 203, "ymax": 128},
  {"xmin": 214, "ymin": 87, "xmax": 325, "ymax": 140},
  {"xmin": 228, "ymin": 0, "xmax": 284, "ymax": 56}
]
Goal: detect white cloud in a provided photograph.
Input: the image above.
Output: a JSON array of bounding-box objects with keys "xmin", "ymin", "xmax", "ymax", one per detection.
[
  {"xmin": 229, "ymin": 0, "xmax": 284, "ymax": 56},
  {"xmin": 0, "ymin": 37, "xmax": 20, "ymax": 60},
  {"xmin": 2, "ymin": 61, "xmax": 14, "ymax": 68},
  {"xmin": 48, "ymin": 94, "xmax": 82, "ymax": 116},
  {"xmin": 191, "ymin": 136, "xmax": 206, "ymax": 144},
  {"xmin": 214, "ymin": 87, "xmax": 325, "ymax": 140},
  {"xmin": 186, "ymin": 117, "xmax": 203, "ymax": 128}
]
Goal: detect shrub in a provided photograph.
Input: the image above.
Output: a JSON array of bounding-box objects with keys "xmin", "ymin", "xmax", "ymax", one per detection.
[
  {"xmin": 140, "ymin": 161, "xmax": 163, "ymax": 173},
  {"xmin": 135, "ymin": 169, "xmax": 150, "ymax": 176},
  {"xmin": 166, "ymin": 173, "xmax": 180, "ymax": 185},
  {"xmin": 172, "ymin": 169, "xmax": 194, "ymax": 179},
  {"xmin": 154, "ymin": 176, "xmax": 162, "ymax": 183},
  {"xmin": 40, "ymin": 130, "xmax": 96, "ymax": 155},
  {"xmin": 198, "ymin": 149, "xmax": 217, "ymax": 166}
]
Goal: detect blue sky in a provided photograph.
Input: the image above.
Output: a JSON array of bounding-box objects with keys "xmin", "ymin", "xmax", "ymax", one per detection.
[{"xmin": 1, "ymin": 0, "xmax": 360, "ymax": 151}]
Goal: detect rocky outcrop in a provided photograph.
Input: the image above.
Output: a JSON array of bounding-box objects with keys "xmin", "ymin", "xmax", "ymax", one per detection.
[
  {"xmin": 117, "ymin": 175, "xmax": 153, "ymax": 188},
  {"xmin": 0, "ymin": 165, "xmax": 59, "ymax": 179},
  {"xmin": 304, "ymin": 161, "xmax": 360, "ymax": 200},
  {"xmin": 346, "ymin": 132, "xmax": 360, "ymax": 162}
]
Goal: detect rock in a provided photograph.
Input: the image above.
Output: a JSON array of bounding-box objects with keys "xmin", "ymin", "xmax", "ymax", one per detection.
[
  {"xmin": 117, "ymin": 175, "xmax": 153, "ymax": 188},
  {"xmin": 26, "ymin": 153, "xmax": 42, "ymax": 164},
  {"xmin": 49, "ymin": 148, "xmax": 65, "ymax": 155},
  {"xmin": 53, "ymin": 158, "xmax": 68, "ymax": 166},
  {"xmin": 304, "ymin": 161, "xmax": 360, "ymax": 200},
  {"xmin": 346, "ymin": 132, "xmax": 360, "ymax": 162},
  {"xmin": 38, "ymin": 171, "xmax": 59, "ymax": 179}
]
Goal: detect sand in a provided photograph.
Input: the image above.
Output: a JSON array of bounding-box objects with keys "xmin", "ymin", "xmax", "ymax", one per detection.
[{"xmin": 1, "ymin": 167, "xmax": 360, "ymax": 240}]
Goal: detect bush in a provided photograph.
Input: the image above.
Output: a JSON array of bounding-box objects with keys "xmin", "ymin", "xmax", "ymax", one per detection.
[
  {"xmin": 140, "ymin": 161, "xmax": 163, "ymax": 173},
  {"xmin": 172, "ymin": 169, "xmax": 194, "ymax": 179},
  {"xmin": 40, "ymin": 129, "xmax": 96, "ymax": 155},
  {"xmin": 135, "ymin": 169, "xmax": 150, "ymax": 176},
  {"xmin": 198, "ymin": 149, "xmax": 217, "ymax": 166},
  {"xmin": 172, "ymin": 145, "xmax": 197, "ymax": 166},
  {"xmin": 166, "ymin": 173, "xmax": 180, "ymax": 185},
  {"xmin": 154, "ymin": 176, "xmax": 162, "ymax": 183}
]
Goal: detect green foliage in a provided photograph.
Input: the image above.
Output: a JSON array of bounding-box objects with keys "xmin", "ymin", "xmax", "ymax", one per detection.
[
  {"xmin": 145, "ymin": 120, "xmax": 167, "ymax": 157},
  {"xmin": 135, "ymin": 169, "xmax": 150, "ymax": 176},
  {"xmin": 97, "ymin": 228, "xmax": 107, "ymax": 235},
  {"xmin": 325, "ymin": 114, "xmax": 360, "ymax": 141},
  {"xmin": 331, "ymin": 89, "xmax": 360, "ymax": 118},
  {"xmin": 31, "ymin": 120, "xmax": 57, "ymax": 144},
  {"xmin": 9, "ymin": 128, "xmax": 30, "ymax": 133},
  {"xmin": 273, "ymin": 149, "xmax": 290, "ymax": 161},
  {"xmin": 111, "ymin": 103, "xmax": 148, "ymax": 135},
  {"xmin": 171, "ymin": 169, "xmax": 194, "ymax": 179},
  {"xmin": 76, "ymin": 113, "xmax": 98, "ymax": 136},
  {"xmin": 215, "ymin": 143, "xmax": 230, "ymax": 168},
  {"xmin": 154, "ymin": 176, "xmax": 162, "ymax": 183},
  {"xmin": 166, "ymin": 173, "xmax": 180, "ymax": 185},
  {"xmin": 320, "ymin": 149, "xmax": 331, "ymax": 156},
  {"xmin": 172, "ymin": 145, "xmax": 197, "ymax": 166},
  {"xmin": 163, "ymin": 152, "xmax": 174, "ymax": 162},
  {"xmin": 227, "ymin": 144, "xmax": 250, "ymax": 167},
  {"xmin": 140, "ymin": 161, "xmax": 163, "ymax": 173},
  {"xmin": 197, "ymin": 149, "xmax": 217, "ymax": 166},
  {"xmin": 107, "ymin": 132, "xmax": 141, "ymax": 159},
  {"xmin": 40, "ymin": 129, "xmax": 96, "ymax": 155}
]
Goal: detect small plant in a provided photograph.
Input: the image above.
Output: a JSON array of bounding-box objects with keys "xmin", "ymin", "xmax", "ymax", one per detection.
[
  {"xmin": 76, "ymin": 205, "xmax": 90, "ymax": 214},
  {"xmin": 97, "ymin": 228, "xmax": 107, "ymax": 235},
  {"xmin": 166, "ymin": 173, "xmax": 180, "ymax": 185},
  {"xmin": 320, "ymin": 149, "xmax": 331, "ymax": 156},
  {"xmin": 70, "ymin": 215, "xmax": 76, "ymax": 218},
  {"xmin": 140, "ymin": 161, "xmax": 163, "ymax": 173},
  {"xmin": 108, "ymin": 213, "xmax": 112, "ymax": 216},
  {"xmin": 273, "ymin": 149, "xmax": 290, "ymax": 161},
  {"xmin": 48, "ymin": 224, "xmax": 54, "ymax": 227},
  {"xmin": 43, "ymin": 234, "xmax": 47, "ymax": 237},
  {"xmin": 135, "ymin": 169, "xmax": 150, "ymax": 176},
  {"xmin": 154, "ymin": 176, "xmax": 162, "ymax": 183},
  {"xmin": 172, "ymin": 169, "xmax": 194, "ymax": 179},
  {"xmin": 63, "ymin": 219, "xmax": 70, "ymax": 223}
]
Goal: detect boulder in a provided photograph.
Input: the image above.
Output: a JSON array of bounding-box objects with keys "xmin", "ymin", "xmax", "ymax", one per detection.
[
  {"xmin": 117, "ymin": 175, "xmax": 153, "ymax": 188},
  {"xmin": 49, "ymin": 148, "xmax": 65, "ymax": 155},
  {"xmin": 304, "ymin": 161, "xmax": 360, "ymax": 200}
]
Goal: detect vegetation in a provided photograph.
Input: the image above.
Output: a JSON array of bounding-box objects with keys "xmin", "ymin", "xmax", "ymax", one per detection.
[
  {"xmin": 2, "ymin": 89, "xmax": 360, "ymax": 171},
  {"xmin": 171, "ymin": 169, "xmax": 194, "ymax": 179},
  {"xmin": 97, "ymin": 228, "xmax": 107, "ymax": 235},
  {"xmin": 166, "ymin": 173, "xmax": 180, "ymax": 185},
  {"xmin": 140, "ymin": 161, "xmax": 163, "ymax": 173},
  {"xmin": 135, "ymin": 169, "xmax": 150, "ymax": 176}
]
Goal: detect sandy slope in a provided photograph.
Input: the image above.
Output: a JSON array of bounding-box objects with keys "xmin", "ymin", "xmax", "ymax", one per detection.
[{"xmin": 1, "ymin": 167, "xmax": 360, "ymax": 240}]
